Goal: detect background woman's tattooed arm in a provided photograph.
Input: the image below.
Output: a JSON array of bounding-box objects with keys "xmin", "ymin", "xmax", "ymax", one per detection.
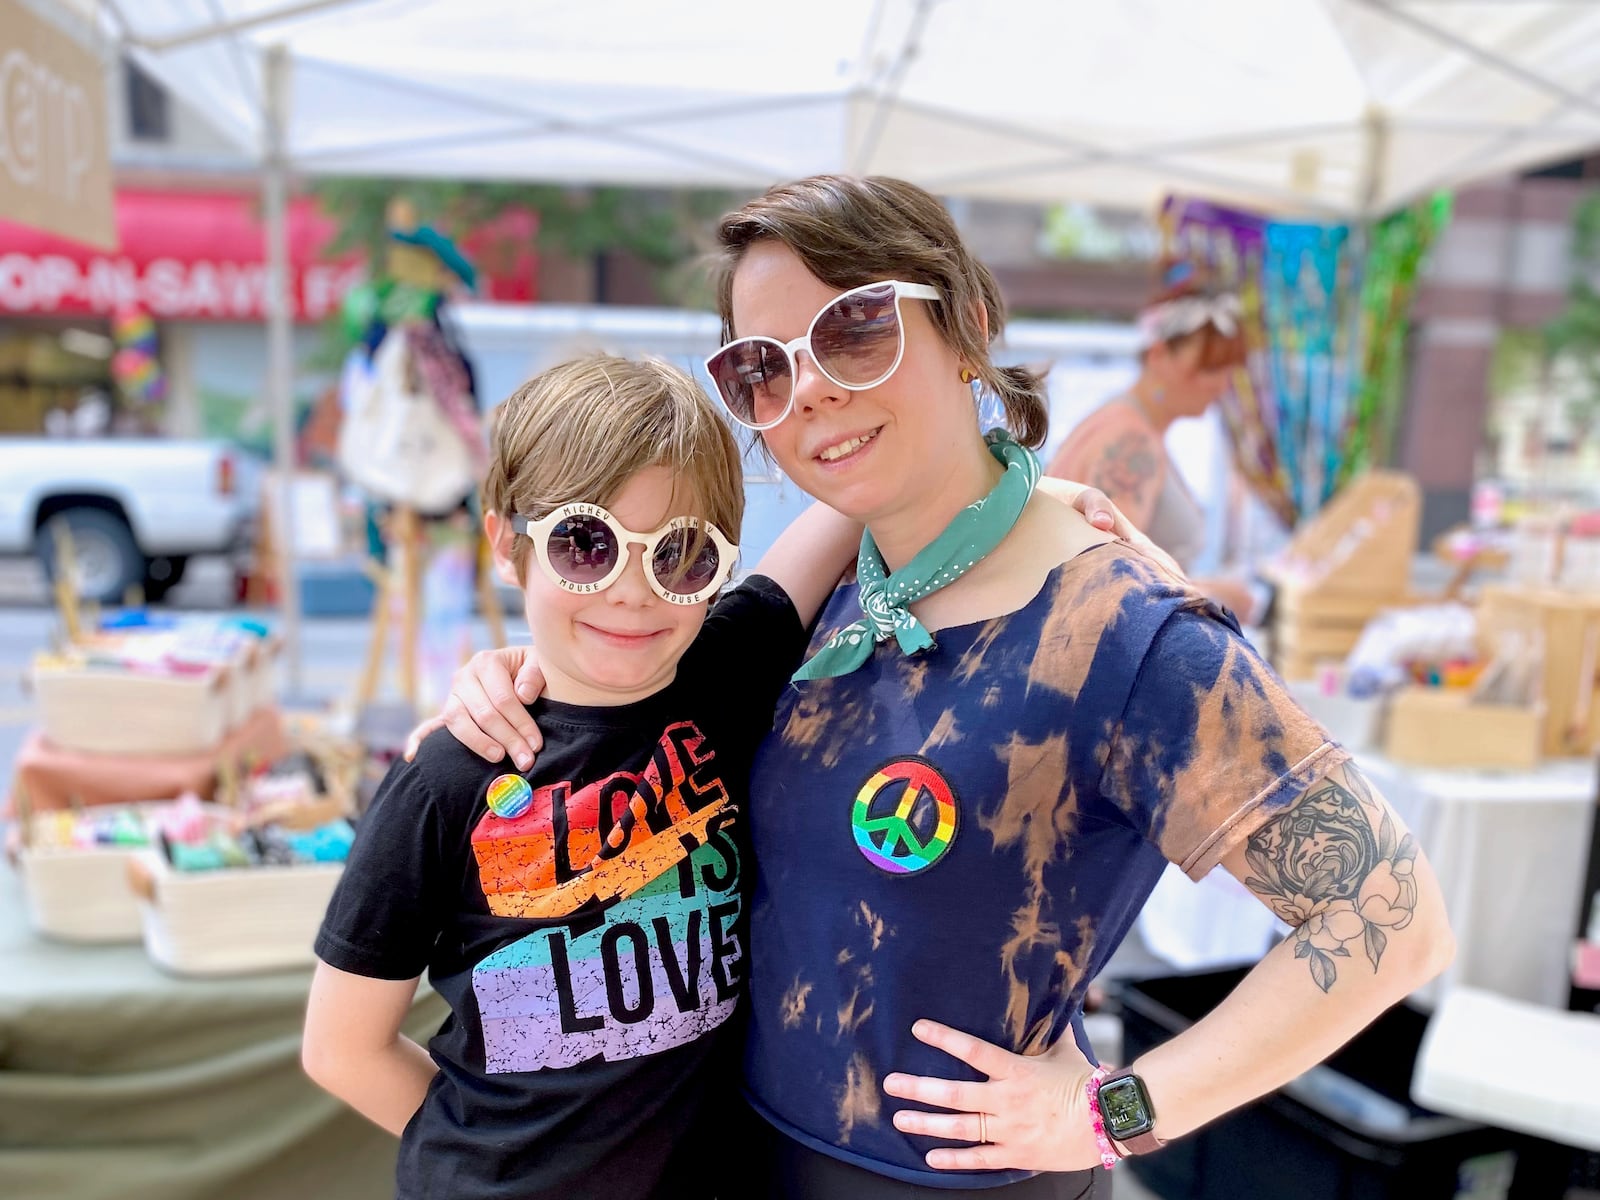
[
  {"xmin": 1241, "ymin": 763, "xmax": 1420, "ymax": 993},
  {"xmin": 1088, "ymin": 429, "xmax": 1163, "ymax": 529}
]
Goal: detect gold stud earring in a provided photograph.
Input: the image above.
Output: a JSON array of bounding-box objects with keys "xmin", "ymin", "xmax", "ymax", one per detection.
[{"xmin": 959, "ymin": 367, "xmax": 976, "ymax": 384}]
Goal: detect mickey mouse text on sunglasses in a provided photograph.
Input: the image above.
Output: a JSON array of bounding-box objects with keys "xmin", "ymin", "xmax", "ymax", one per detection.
[
  {"xmin": 512, "ymin": 503, "xmax": 739, "ymax": 606},
  {"xmin": 705, "ymin": 280, "xmax": 940, "ymax": 430}
]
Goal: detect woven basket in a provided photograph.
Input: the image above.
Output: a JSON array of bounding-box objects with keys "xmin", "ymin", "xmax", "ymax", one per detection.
[
  {"xmin": 30, "ymin": 661, "xmax": 232, "ymax": 756},
  {"xmin": 15, "ymin": 801, "xmax": 229, "ymax": 943},
  {"xmin": 129, "ymin": 849, "xmax": 343, "ymax": 976},
  {"xmin": 21, "ymin": 840, "xmax": 148, "ymax": 942}
]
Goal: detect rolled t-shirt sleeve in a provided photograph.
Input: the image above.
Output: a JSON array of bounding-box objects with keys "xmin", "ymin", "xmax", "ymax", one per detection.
[
  {"xmin": 1097, "ymin": 606, "xmax": 1351, "ymax": 880},
  {"xmin": 315, "ymin": 755, "xmax": 449, "ymax": 980}
]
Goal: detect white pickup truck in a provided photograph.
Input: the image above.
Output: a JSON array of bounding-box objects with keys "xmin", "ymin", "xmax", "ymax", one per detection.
[{"xmin": 0, "ymin": 438, "xmax": 262, "ymax": 603}]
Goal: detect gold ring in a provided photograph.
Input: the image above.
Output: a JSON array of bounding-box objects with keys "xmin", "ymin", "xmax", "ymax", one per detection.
[{"xmin": 978, "ymin": 1111, "xmax": 989, "ymax": 1144}]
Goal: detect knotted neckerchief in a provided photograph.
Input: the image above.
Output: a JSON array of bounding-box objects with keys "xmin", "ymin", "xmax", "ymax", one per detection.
[{"xmin": 793, "ymin": 428, "xmax": 1040, "ymax": 682}]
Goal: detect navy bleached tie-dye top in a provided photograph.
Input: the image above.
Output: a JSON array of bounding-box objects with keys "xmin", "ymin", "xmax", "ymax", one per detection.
[{"xmin": 741, "ymin": 542, "xmax": 1349, "ymax": 1188}]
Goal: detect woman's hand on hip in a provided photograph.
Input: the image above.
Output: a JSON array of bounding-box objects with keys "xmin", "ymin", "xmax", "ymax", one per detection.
[
  {"xmin": 883, "ymin": 1019, "xmax": 1105, "ymax": 1173},
  {"xmin": 403, "ymin": 646, "xmax": 546, "ymax": 769}
]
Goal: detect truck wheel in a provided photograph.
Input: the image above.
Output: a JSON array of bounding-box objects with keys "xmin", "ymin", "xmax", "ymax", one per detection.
[
  {"xmin": 143, "ymin": 555, "xmax": 188, "ymax": 601},
  {"xmin": 35, "ymin": 508, "xmax": 145, "ymax": 605}
]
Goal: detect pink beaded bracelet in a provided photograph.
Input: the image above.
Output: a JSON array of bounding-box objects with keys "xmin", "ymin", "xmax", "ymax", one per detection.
[{"xmin": 1084, "ymin": 1067, "xmax": 1117, "ymax": 1170}]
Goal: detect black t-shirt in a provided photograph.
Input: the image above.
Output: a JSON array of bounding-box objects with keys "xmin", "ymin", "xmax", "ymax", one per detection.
[{"xmin": 315, "ymin": 577, "xmax": 805, "ymax": 1200}]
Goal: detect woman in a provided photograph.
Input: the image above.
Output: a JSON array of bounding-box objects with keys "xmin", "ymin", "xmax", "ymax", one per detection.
[
  {"xmin": 1045, "ymin": 261, "xmax": 1267, "ymax": 624},
  {"xmin": 414, "ymin": 176, "xmax": 1453, "ymax": 1198}
]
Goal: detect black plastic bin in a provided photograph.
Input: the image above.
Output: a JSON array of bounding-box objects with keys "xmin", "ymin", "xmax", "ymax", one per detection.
[{"xmin": 1114, "ymin": 966, "xmax": 1568, "ymax": 1200}]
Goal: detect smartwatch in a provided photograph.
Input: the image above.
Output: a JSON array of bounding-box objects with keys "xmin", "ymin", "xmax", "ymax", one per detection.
[{"xmin": 1095, "ymin": 1068, "xmax": 1165, "ymax": 1155}]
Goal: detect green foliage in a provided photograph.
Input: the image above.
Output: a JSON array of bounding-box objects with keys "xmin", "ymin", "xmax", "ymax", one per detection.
[
  {"xmin": 1542, "ymin": 189, "xmax": 1600, "ymax": 428},
  {"xmin": 1490, "ymin": 327, "xmax": 1546, "ymax": 400},
  {"xmin": 1339, "ymin": 191, "xmax": 1453, "ymax": 486},
  {"xmin": 303, "ymin": 178, "xmax": 741, "ymax": 369},
  {"xmin": 309, "ymin": 177, "xmax": 738, "ymax": 296}
]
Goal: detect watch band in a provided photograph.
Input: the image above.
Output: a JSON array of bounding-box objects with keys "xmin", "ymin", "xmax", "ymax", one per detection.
[{"xmin": 1112, "ymin": 1127, "xmax": 1166, "ymax": 1156}]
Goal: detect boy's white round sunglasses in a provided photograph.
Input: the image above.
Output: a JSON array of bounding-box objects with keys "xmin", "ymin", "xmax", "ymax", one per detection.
[
  {"xmin": 705, "ymin": 279, "xmax": 940, "ymax": 430},
  {"xmin": 512, "ymin": 503, "xmax": 738, "ymax": 606}
]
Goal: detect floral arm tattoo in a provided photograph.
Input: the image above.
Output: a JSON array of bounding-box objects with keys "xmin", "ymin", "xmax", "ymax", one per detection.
[{"xmin": 1243, "ymin": 765, "xmax": 1419, "ymax": 993}]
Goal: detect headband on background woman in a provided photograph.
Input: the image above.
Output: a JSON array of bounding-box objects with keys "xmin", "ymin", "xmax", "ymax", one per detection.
[{"xmin": 1135, "ymin": 291, "xmax": 1243, "ymax": 350}]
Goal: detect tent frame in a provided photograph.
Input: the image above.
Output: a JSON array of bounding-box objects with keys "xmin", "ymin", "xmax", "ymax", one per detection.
[{"xmin": 101, "ymin": 0, "xmax": 1600, "ymax": 695}]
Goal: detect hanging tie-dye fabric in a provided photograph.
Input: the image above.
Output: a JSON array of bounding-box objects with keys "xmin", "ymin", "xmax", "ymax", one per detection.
[{"xmin": 1158, "ymin": 193, "xmax": 1451, "ymax": 525}]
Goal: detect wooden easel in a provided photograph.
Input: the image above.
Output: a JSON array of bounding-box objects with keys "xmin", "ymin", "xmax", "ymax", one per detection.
[
  {"xmin": 50, "ymin": 521, "xmax": 84, "ymax": 645},
  {"xmin": 46, "ymin": 520, "xmax": 122, "ymax": 643},
  {"xmin": 357, "ymin": 504, "xmax": 424, "ymax": 710},
  {"xmin": 477, "ymin": 531, "xmax": 507, "ymax": 650},
  {"xmin": 356, "ymin": 507, "xmax": 507, "ymax": 710}
]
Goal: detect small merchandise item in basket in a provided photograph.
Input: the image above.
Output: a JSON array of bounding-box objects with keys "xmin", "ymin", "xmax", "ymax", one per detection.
[
  {"xmin": 36, "ymin": 806, "xmax": 148, "ymax": 849},
  {"xmin": 98, "ymin": 611, "xmax": 278, "ymax": 698},
  {"xmin": 242, "ymin": 751, "xmax": 325, "ymax": 812},
  {"xmin": 159, "ymin": 814, "xmax": 357, "ymax": 873},
  {"xmin": 16, "ymin": 794, "xmax": 229, "ymax": 943},
  {"xmin": 131, "ymin": 812, "xmax": 356, "ymax": 977},
  {"xmin": 249, "ymin": 819, "xmax": 357, "ymax": 867}
]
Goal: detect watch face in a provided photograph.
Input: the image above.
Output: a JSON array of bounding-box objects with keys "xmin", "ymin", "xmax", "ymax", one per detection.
[{"xmin": 1099, "ymin": 1075, "xmax": 1155, "ymax": 1140}]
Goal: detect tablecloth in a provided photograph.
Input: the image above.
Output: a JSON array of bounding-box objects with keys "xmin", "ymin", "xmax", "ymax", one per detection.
[
  {"xmin": 0, "ymin": 860, "xmax": 448, "ymax": 1200},
  {"xmin": 1356, "ymin": 751, "xmax": 1599, "ymax": 1010}
]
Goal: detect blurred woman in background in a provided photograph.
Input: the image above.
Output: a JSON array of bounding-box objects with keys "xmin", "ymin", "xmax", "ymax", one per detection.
[{"xmin": 1046, "ymin": 261, "xmax": 1269, "ymax": 626}]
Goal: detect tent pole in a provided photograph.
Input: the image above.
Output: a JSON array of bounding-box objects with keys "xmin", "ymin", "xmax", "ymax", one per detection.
[{"xmin": 263, "ymin": 42, "xmax": 304, "ymax": 698}]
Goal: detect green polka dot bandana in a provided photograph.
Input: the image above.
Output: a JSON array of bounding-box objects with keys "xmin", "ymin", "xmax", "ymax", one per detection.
[{"xmin": 792, "ymin": 429, "xmax": 1040, "ymax": 682}]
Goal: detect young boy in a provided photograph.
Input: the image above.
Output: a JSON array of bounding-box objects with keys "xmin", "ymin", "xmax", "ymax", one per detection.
[{"xmin": 302, "ymin": 354, "xmax": 857, "ymax": 1199}]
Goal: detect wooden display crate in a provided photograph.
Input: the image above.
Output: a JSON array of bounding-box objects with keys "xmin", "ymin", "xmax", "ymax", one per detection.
[
  {"xmin": 1383, "ymin": 687, "xmax": 1543, "ymax": 770},
  {"xmin": 1476, "ymin": 584, "xmax": 1600, "ymax": 759},
  {"xmin": 1268, "ymin": 470, "xmax": 1421, "ymax": 593},
  {"xmin": 1263, "ymin": 472, "xmax": 1422, "ymax": 681}
]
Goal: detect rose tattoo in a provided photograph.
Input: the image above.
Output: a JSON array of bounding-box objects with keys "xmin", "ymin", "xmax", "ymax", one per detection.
[{"xmin": 1244, "ymin": 770, "xmax": 1419, "ymax": 993}]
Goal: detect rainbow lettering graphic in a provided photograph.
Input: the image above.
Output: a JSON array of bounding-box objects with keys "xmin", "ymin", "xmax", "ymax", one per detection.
[{"xmin": 470, "ymin": 721, "xmax": 741, "ymax": 1072}]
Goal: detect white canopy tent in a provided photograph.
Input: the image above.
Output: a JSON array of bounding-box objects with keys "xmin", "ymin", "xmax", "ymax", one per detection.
[
  {"xmin": 115, "ymin": 0, "xmax": 1600, "ymax": 218},
  {"xmin": 94, "ymin": 0, "xmax": 1600, "ymax": 694}
]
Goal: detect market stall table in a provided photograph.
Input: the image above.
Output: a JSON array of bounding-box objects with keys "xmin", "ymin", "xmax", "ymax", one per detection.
[
  {"xmin": 0, "ymin": 861, "xmax": 446, "ymax": 1200},
  {"xmin": 1354, "ymin": 751, "xmax": 1599, "ymax": 1010}
]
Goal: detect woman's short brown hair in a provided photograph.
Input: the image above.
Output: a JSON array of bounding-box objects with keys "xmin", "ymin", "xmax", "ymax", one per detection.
[
  {"xmin": 481, "ymin": 353, "xmax": 744, "ymax": 585},
  {"xmin": 711, "ymin": 174, "xmax": 1049, "ymax": 449}
]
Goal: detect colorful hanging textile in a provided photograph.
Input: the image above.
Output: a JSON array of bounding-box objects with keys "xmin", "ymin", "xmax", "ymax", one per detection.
[
  {"xmin": 1158, "ymin": 193, "xmax": 1451, "ymax": 525},
  {"xmin": 1345, "ymin": 194, "xmax": 1454, "ymax": 490}
]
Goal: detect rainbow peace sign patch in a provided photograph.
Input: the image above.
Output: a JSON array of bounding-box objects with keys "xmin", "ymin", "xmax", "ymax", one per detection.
[{"xmin": 851, "ymin": 756, "xmax": 958, "ymax": 874}]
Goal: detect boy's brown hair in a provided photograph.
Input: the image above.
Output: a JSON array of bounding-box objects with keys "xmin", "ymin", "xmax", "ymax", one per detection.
[{"xmin": 482, "ymin": 354, "xmax": 745, "ymax": 585}]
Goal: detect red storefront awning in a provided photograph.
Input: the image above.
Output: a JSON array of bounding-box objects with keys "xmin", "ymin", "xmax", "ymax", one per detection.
[{"xmin": 0, "ymin": 189, "xmax": 536, "ymax": 322}]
